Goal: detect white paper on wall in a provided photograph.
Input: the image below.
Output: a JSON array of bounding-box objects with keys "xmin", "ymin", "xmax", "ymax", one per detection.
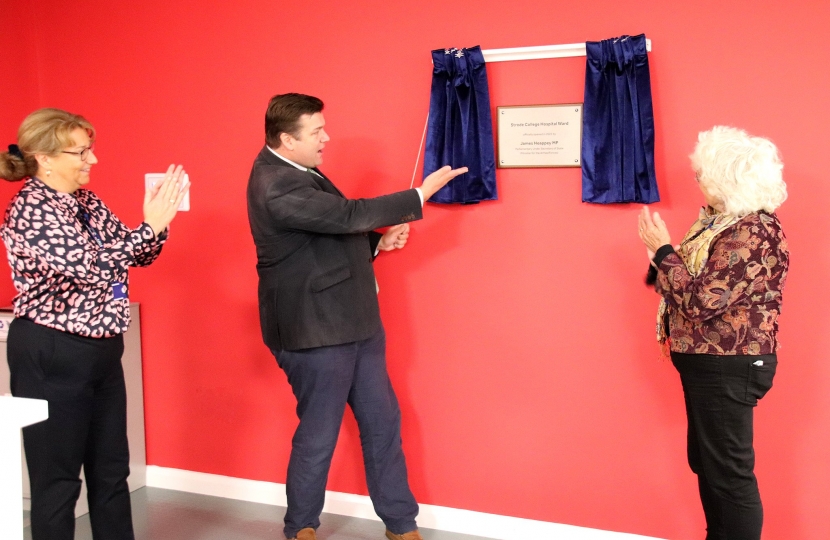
[{"xmin": 144, "ymin": 173, "xmax": 190, "ymax": 211}]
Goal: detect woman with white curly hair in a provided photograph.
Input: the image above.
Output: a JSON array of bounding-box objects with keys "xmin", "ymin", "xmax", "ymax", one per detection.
[{"xmin": 638, "ymin": 126, "xmax": 788, "ymax": 540}]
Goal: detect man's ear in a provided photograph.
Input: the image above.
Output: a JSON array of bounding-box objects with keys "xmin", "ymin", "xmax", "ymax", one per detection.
[{"xmin": 279, "ymin": 132, "xmax": 294, "ymax": 151}]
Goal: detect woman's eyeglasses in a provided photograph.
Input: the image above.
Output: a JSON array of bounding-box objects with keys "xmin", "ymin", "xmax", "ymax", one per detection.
[{"xmin": 61, "ymin": 146, "xmax": 94, "ymax": 161}]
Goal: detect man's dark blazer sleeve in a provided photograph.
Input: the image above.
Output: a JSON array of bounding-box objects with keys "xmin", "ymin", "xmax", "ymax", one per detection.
[
  {"xmin": 264, "ymin": 169, "xmax": 422, "ymax": 235},
  {"xmin": 369, "ymin": 231, "xmax": 383, "ymax": 260}
]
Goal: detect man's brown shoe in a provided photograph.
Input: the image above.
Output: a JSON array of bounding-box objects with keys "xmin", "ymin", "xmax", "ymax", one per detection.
[
  {"xmin": 289, "ymin": 527, "xmax": 317, "ymax": 540},
  {"xmin": 385, "ymin": 530, "xmax": 423, "ymax": 540}
]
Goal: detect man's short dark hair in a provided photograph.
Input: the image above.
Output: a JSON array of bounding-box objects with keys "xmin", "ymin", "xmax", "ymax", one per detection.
[{"xmin": 265, "ymin": 93, "xmax": 324, "ymax": 148}]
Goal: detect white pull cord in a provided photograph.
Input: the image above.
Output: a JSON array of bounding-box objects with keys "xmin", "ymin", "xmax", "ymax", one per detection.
[{"xmin": 410, "ymin": 113, "xmax": 430, "ymax": 189}]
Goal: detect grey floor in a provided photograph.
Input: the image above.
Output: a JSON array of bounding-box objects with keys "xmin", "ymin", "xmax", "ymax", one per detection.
[{"xmin": 24, "ymin": 487, "xmax": 495, "ymax": 540}]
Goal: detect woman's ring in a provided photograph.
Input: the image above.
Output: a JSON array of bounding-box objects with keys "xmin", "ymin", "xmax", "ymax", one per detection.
[{"xmin": 169, "ymin": 199, "xmax": 176, "ymax": 203}]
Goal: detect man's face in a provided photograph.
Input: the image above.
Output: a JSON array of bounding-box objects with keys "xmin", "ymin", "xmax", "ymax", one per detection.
[{"xmin": 283, "ymin": 112, "xmax": 329, "ymax": 168}]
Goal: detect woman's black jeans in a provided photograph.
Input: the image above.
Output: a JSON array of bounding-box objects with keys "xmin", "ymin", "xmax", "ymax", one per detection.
[
  {"xmin": 7, "ymin": 318, "xmax": 133, "ymax": 540},
  {"xmin": 671, "ymin": 352, "xmax": 777, "ymax": 540}
]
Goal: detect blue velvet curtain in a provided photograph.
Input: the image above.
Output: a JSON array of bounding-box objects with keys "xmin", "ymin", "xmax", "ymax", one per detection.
[
  {"xmin": 581, "ymin": 34, "xmax": 659, "ymax": 204},
  {"xmin": 423, "ymin": 45, "xmax": 497, "ymax": 204}
]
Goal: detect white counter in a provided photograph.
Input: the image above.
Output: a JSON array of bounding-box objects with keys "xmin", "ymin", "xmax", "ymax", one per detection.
[{"xmin": 0, "ymin": 396, "xmax": 47, "ymax": 540}]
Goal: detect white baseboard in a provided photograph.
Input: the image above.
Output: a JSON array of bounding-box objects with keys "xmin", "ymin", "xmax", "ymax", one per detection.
[{"xmin": 145, "ymin": 466, "xmax": 664, "ymax": 540}]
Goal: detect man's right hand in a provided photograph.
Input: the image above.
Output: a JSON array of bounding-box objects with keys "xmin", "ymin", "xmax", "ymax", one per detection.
[{"xmin": 419, "ymin": 166, "xmax": 469, "ymax": 200}]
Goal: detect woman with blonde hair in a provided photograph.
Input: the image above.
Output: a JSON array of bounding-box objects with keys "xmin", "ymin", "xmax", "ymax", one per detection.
[
  {"xmin": 1, "ymin": 108, "xmax": 189, "ymax": 540},
  {"xmin": 639, "ymin": 126, "xmax": 788, "ymax": 540}
]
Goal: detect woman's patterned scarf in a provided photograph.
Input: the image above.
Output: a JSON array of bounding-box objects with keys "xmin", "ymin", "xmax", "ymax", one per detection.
[{"xmin": 656, "ymin": 207, "xmax": 741, "ymax": 346}]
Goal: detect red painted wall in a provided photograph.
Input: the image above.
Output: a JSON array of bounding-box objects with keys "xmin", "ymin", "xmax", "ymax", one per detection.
[
  {"xmin": 3, "ymin": 1, "xmax": 829, "ymax": 538},
  {"xmin": 0, "ymin": 0, "xmax": 41, "ymax": 302}
]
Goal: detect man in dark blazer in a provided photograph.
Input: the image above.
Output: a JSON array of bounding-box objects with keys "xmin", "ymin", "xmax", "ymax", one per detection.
[{"xmin": 247, "ymin": 93, "xmax": 466, "ymax": 540}]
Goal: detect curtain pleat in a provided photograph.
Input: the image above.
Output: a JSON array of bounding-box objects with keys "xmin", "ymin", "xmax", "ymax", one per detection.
[
  {"xmin": 424, "ymin": 46, "xmax": 497, "ymax": 204},
  {"xmin": 581, "ymin": 34, "xmax": 659, "ymax": 204}
]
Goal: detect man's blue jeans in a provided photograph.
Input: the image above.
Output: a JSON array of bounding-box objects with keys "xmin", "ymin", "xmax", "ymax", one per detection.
[{"xmin": 274, "ymin": 327, "xmax": 418, "ymax": 538}]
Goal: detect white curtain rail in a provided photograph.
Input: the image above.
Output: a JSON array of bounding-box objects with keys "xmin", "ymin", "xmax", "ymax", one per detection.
[{"xmin": 481, "ymin": 39, "xmax": 652, "ymax": 63}]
